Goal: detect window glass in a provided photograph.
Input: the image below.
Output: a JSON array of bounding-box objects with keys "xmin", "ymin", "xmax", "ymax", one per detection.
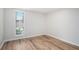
[{"xmin": 16, "ymin": 11, "xmax": 24, "ymax": 35}]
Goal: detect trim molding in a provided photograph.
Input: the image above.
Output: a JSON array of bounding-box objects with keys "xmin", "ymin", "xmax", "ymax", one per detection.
[
  {"xmin": 4, "ymin": 34, "xmax": 44, "ymax": 43},
  {"xmin": 0, "ymin": 40, "xmax": 5, "ymax": 49},
  {"xmin": 46, "ymin": 34, "xmax": 79, "ymax": 47}
]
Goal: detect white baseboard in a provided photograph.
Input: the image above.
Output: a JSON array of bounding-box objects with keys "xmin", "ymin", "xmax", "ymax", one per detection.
[
  {"xmin": 46, "ymin": 34, "xmax": 79, "ymax": 47},
  {"xmin": 4, "ymin": 34, "xmax": 44, "ymax": 43},
  {"xmin": 0, "ymin": 40, "xmax": 5, "ymax": 49}
]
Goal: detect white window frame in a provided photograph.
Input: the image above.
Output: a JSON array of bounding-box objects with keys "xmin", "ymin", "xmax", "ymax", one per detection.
[{"xmin": 15, "ymin": 10, "xmax": 24, "ymax": 36}]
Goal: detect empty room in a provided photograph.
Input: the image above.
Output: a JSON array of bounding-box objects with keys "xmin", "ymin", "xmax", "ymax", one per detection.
[{"xmin": 0, "ymin": 8, "xmax": 79, "ymax": 50}]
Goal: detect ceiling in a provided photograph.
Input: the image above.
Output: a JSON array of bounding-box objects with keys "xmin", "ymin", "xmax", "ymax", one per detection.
[{"xmin": 21, "ymin": 8, "xmax": 59, "ymax": 14}]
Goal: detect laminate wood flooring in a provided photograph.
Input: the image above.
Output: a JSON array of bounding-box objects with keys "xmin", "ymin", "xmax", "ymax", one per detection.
[{"xmin": 1, "ymin": 35, "xmax": 79, "ymax": 50}]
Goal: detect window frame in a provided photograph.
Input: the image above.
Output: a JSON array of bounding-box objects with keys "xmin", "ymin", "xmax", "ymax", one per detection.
[{"xmin": 15, "ymin": 10, "xmax": 24, "ymax": 36}]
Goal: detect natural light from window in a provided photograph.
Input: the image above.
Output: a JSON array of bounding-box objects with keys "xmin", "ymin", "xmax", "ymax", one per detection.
[{"xmin": 16, "ymin": 11, "xmax": 24, "ymax": 35}]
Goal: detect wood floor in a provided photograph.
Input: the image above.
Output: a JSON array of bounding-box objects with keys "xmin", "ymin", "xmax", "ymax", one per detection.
[{"xmin": 1, "ymin": 35, "xmax": 79, "ymax": 50}]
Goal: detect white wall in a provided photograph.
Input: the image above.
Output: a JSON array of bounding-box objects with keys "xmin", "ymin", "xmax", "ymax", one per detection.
[
  {"xmin": 4, "ymin": 9, "xmax": 45, "ymax": 41},
  {"xmin": 46, "ymin": 8, "xmax": 79, "ymax": 46},
  {"xmin": 24, "ymin": 11, "xmax": 45, "ymax": 38},
  {"xmin": 0, "ymin": 9, "xmax": 4, "ymax": 45},
  {"xmin": 4, "ymin": 9, "xmax": 16, "ymax": 41}
]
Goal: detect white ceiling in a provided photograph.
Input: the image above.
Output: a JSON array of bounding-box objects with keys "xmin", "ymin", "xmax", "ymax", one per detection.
[{"xmin": 22, "ymin": 8, "xmax": 59, "ymax": 14}]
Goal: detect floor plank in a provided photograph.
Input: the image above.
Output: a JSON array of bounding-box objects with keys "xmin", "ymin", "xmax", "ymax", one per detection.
[{"xmin": 1, "ymin": 35, "xmax": 79, "ymax": 50}]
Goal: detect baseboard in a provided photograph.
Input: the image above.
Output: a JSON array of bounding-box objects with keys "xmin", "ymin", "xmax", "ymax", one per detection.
[
  {"xmin": 4, "ymin": 34, "xmax": 44, "ymax": 43},
  {"xmin": 0, "ymin": 40, "xmax": 5, "ymax": 49},
  {"xmin": 46, "ymin": 34, "xmax": 79, "ymax": 47}
]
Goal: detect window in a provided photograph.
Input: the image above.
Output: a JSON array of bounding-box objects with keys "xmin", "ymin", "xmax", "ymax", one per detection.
[{"xmin": 16, "ymin": 11, "xmax": 24, "ymax": 35}]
